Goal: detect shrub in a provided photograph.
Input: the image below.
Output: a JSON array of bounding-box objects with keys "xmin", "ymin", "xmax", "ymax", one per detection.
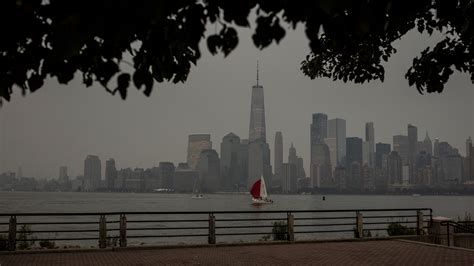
[
  {"xmin": 0, "ymin": 234, "xmax": 8, "ymax": 251},
  {"xmin": 17, "ymin": 225, "xmax": 36, "ymax": 250},
  {"xmin": 39, "ymin": 240, "xmax": 56, "ymax": 249},
  {"xmin": 272, "ymin": 221, "xmax": 287, "ymax": 241},
  {"xmin": 106, "ymin": 236, "xmax": 119, "ymax": 247},
  {"xmin": 387, "ymin": 222, "xmax": 416, "ymax": 236}
]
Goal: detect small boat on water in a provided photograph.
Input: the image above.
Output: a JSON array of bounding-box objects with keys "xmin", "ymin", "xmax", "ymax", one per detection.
[
  {"xmin": 412, "ymin": 193, "xmax": 421, "ymax": 197},
  {"xmin": 250, "ymin": 175, "xmax": 273, "ymax": 204},
  {"xmin": 191, "ymin": 194, "xmax": 204, "ymax": 199},
  {"xmin": 191, "ymin": 178, "xmax": 204, "ymax": 199}
]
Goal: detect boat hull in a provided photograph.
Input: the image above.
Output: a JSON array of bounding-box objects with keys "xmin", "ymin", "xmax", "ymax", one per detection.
[{"xmin": 251, "ymin": 198, "xmax": 273, "ymax": 204}]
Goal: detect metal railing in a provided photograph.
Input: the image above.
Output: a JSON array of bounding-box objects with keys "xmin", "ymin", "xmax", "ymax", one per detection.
[
  {"xmin": 0, "ymin": 208, "xmax": 432, "ymax": 251},
  {"xmin": 441, "ymin": 221, "xmax": 474, "ymax": 247}
]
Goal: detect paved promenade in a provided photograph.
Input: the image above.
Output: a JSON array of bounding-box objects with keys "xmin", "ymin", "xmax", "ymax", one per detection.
[{"xmin": 1, "ymin": 240, "xmax": 474, "ymax": 265}]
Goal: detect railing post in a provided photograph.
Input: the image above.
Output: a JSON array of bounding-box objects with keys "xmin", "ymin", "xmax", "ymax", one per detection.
[
  {"xmin": 356, "ymin": 211, "xmax": 363, "ymax": 238},
  {"xmin": 99, "ymin": 214, "xmax": 107, "ymax": 248},
  {"xmin": 119, "ymin": 214, "xmax": 127, "ymax": 247},
  {"xmin": 446, "ymin": 222, "xmax": 451, "ymax": 247},
  {"xmin": 208, "ymin": 213, "xmax": 216, "ymax": 244},
  {"xmin": 287, "ymin": 212, "xmax": 294, "ymax": 241},
  {"xmin": 8, "ymin": 215, "xmax": 16, "ymax": 251},
  {"xmin": 416, "ymin": 210, "xmax": 424, "ymax": 235}
]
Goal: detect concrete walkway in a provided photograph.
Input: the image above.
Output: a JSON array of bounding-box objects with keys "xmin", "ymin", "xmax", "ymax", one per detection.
[{"xmin": 1, "ymin": 240, "xmax": 473, "ymax": 265}]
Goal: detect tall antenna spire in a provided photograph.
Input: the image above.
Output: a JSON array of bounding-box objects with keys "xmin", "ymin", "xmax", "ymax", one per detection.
[{"xmin": 256, "ymin": 60, "xmax": 259, "ymax": 87}]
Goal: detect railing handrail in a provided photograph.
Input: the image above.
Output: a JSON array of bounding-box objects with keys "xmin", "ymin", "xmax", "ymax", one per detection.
[
  {"xmin": 441, "ymin": 221, "xmax": 474, "ymax": 234},
  {"xmin": 0, "ymin": 208, "xmax": 433, "ymax": 217}
]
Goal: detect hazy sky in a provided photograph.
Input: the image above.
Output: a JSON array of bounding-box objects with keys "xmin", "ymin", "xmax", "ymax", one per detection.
[{"xmin": 0, "ymin": 22, "xmax": 473, "ymax": 179}]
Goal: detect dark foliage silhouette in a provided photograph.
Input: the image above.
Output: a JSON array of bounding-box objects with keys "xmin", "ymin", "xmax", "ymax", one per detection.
[{"xmin": 0, "ymin": 0, "xmax": 472, "ymax": 103}]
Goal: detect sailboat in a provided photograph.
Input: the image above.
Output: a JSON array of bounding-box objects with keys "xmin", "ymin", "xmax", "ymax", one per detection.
[{"xmin": 250, "ymin": 175, "xmax": 273, "ymax": 204}]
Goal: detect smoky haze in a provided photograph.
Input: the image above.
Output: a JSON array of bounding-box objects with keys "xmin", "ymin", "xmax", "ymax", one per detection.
[{"xmin": 0, "ymin": 24, "xmax": 473, "ymax": 179}]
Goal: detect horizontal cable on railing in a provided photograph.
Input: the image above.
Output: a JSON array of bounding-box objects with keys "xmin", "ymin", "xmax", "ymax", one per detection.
[
  {"xmin": 294, "ymin": 229, "xmax": 354, "ymax": 233},
  {"xmin": 216, "ymin": 218, "xmax": 286, "ymax": 222},
  {"xmin": 127, "ymin": 219, "xmax": 208, "ymax": 223},
  {"xmin": 216, "ymin": 225, "xmax": 274, "ymax": 229},
  {"xmin": 127, "ymin": 227, "xmax": 208, "ymax": 231},
  {"xmin": 364, "ymin": 215, "xmax": 417, "ymax": 219},
  {"xmin": 15, "ymin": 237, "xmax": 98, "ymax": 241},
  {"xmin": 127, "ymin": 234, "xmax": 208, "ymax": 238},
  {"xmin": 17, "ymin": 222, "xmax": 97, "ymax": 225},
  {"xmin": 215, "ymin": 232, "xmax": 271, "ymax": 236},
  {"xmin": 294, "ymin": 217, "xmax": 355, "ymax": 220},
  {"xmin": 24, "ymin": 229, "xmax": 99, "ymax": 233},
  {"xmin": 295, "ymin": 223, "xmax": 356, "ymax": 227}
]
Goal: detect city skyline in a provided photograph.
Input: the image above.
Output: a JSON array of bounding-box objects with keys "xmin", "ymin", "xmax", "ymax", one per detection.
[{"xmin": 0, "ymin": 25, "xmax": 472, "ymax": 179}]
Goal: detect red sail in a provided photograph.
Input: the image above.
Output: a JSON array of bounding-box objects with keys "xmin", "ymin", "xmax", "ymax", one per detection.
[{"xmin": 250, "ymin": 180, "xmax": 261, "ymax": 198}]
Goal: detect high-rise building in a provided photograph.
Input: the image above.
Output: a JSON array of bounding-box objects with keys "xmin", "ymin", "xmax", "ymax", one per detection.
[
  {"xmin": 59, "ymin": 166, "xmax": 68, "ymax": 182},
  {"xmin": 393, "ymin": 135, "xmax": 409, "ymax": 164},
  {"xmin": 418, "ymin": 131, "xmax": 433, "ymax": 155},
  {"xmin": 220, "ymin": 133, "xmax": 241, "ymax": 190},
  {"xmin": 387, "ymin": 151, "xmax": 402, "ymax": 184},
  {"xmin": 187, "ymin": 134, "xmax": 212, "ymax": 170},
  {"xmin": 324, "ymin": 137, "xmax": 337, "ymax": 172},
  {"xmin": 328, "ymin": 118, "xmax": 346, "ymax": 167},
  {"xmin": 247, "ymin": 63, "xmax": 272, "ymax": 189},
  {"xmin": 346, "ymin": 137, "xmax": 363, "ymax": 167},
  {"xmin": 84, "ymin": 155, "xmax": 101, "ymax": 191},
  {"xmin": 239, "ymin": 139, "xmax": 249, "ymax": 187},
  {"xmin": 434, "ymin": 138, "xmax": 440, "ymax": 157},
  {"xmin": 364, "ymin": 122, "xmax": 375, "ymax": 168},
  {"xmin": 288, "ymin": 143, "xmax": 297, "ymax": 166},
  {"xmin": 198, "ymin": 149, "xmax": 220, "ymax": 192},
  {"xmin": 274, "ymin": 132, "xmax": 283, "ymax": 184},
  {"xmin": 249, "ymin": 62, "xmax": 266, "ymax": 143},
  {"xmin": 310, "ymin": 113, "xmax": 328, "ymax": 180},
  {"xmin": 248, "ymin": 140, "xmax": 272, "ymax": 189},
  {"xmin": 158, "ymin": 162, "xmax": 175, "ymax": 189},
  {"xmin": 282, "ymin": 163, "xmax": 297, "ymax": 193},
  {"xmin": 408, "ymin": 124, "xmax": 418, "ymax": 165},
  {"xmin": 174, "ymin": 163, "xmax": 199, "ymax": 192},
  {"xmin": 297, "ymin": 157, "xmax": 306, "ymax": 179},
  {"xmin": 375, "ymin": 143, "xmax": 391, "ymax": 169},
  {"xmin": 105, "ymin": 159, "xmax": 117, "ymax": 190}
]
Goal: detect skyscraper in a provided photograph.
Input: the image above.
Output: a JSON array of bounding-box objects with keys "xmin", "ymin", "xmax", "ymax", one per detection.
[
  {"xmin": 418, "ymin": 131, "xmax": 433, "ymax": 155},
  {"xmin": 105, "ymin": 159, "xmax": 117, "ymax": 190},
  {"xmin": 364, "ymin": 122, "xmax": 375, "ymax": 168},
  {"xmin": 408, "ymin": 124, "xmax": 418, "ymax": 165},
  {"xmin": 346, "ymin": 137, "xmax": 363, "ymax": 167},
  {"xmin": 328, "ymin": 118, "xmax": 346, "ymax": 167},
  {"xmin": 375, "ymin": 143, "xmax": 391, "ymax": 169},
  {"xmin": 434, "ymin": 138, "xmax": 440, "ymax": 157},
  {"xmin": 239, "ymin": 139, "xmax": 249, "ymax": 187},
  {"xmin": 198, "ymin": 149, "xmax": 220, "ymax": 192},
  {"xmin": 311, "ymin": 113, "xmax": 329, "ymax": 186},
  {"xmin": 187, "ymin": 134, "xmax": 212, "ymax": 170},
  {"xmin": 274, "ymin": 132, "xmax": 283, "ymax": 183},
  {"xmin": 288, "ymin": 143, "xmax": 297, "ymax": 166},
  {"xmin": 249, "ymin": 62, "xmax": 266, "ymax": 143},
  {"xmin": 220, "ymin": 133, "xmax": 241, "ymax": 190},
  {"xmin": 282, "ymin": 163, "xmax": 297, "ymax": 193},
  {"xmin": 247, "ymin": 63, "xmax": 272, "ymax": 188},
  {"xmin": 158, "ymin": 162, "xmax": 175, "ymax": 189},
  {"xmin": 387, "ymin": 151, "xmax": 402, "ymax": 184},
  {"xmin": 393, "ymin": 135, "xmax": 409, "ymax": 164},
  {"xmin": 84, "ymin": 155, "xmax": 101, "ymax": 191}
]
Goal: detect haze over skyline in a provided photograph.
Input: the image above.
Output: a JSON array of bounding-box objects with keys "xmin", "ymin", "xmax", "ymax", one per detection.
[{"xmin": 0, "ymin": 23, "xmax": 472, "ymax": 179}]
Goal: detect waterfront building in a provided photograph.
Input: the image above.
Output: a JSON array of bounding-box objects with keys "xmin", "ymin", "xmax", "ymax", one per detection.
[
  {"xmin": 174, "ymin": 163, "xmax": 199, "ymax": 192},
  {"xmin": 375, "ymin": 143, "xmax": 391, "ymax": 169},
  {"xmin": 187, "ymin": 134, "xmax": 212, "ymax": 170},
  {"xmin": 310, "ymin": 113, "xmax": 328, "ymax": 182},
  {"xmin": 328, "ymin": 118, "xmax": 346, "ymax": 167},
  {"xmin": 105, "ymin": 159, "xmax": 117, "ymax": 190},
  {"xmin": 387, "ymin": 151, "xmax": 402, "ymax": 184},
  {"xmin": 220, "ymin": 133, "xmax": 241, "ymax": 190},
  {"xmin": 408, "ymin": 124, "xmax": 418, "ymax": 166},
  {"xmin": 393, "ymin": 135, "xmax": 409, "ymax": 165},
  {"xmin": 346, "ymin": 137, "xmax": 363, "ymax": 167},
  {"xmin": 364, "ymin": 122, "xmax": 375, "ymax": 168},
  {"xmin": 158, "ymin": 162, "xmax": 175, "ymax": 189},
  {"xmin": 282, "ymin": 163, "xmax": 297, "ymax": 193},
  {"xmin": 198, "ymin": 149, "xmax": 220, "ymax": 192},
  {"xmin": 274, "ymin": 132, "xmax": 283, "ymax": 185},
  {"xmin": 84, "ymin": 155, "xmax": 101, "ymax": 191}
]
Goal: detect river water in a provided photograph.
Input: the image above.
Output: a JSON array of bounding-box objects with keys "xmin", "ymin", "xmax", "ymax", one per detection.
[{"xmin": 0, "ymin": 192, "xmax": 473, "ymax": 247}]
